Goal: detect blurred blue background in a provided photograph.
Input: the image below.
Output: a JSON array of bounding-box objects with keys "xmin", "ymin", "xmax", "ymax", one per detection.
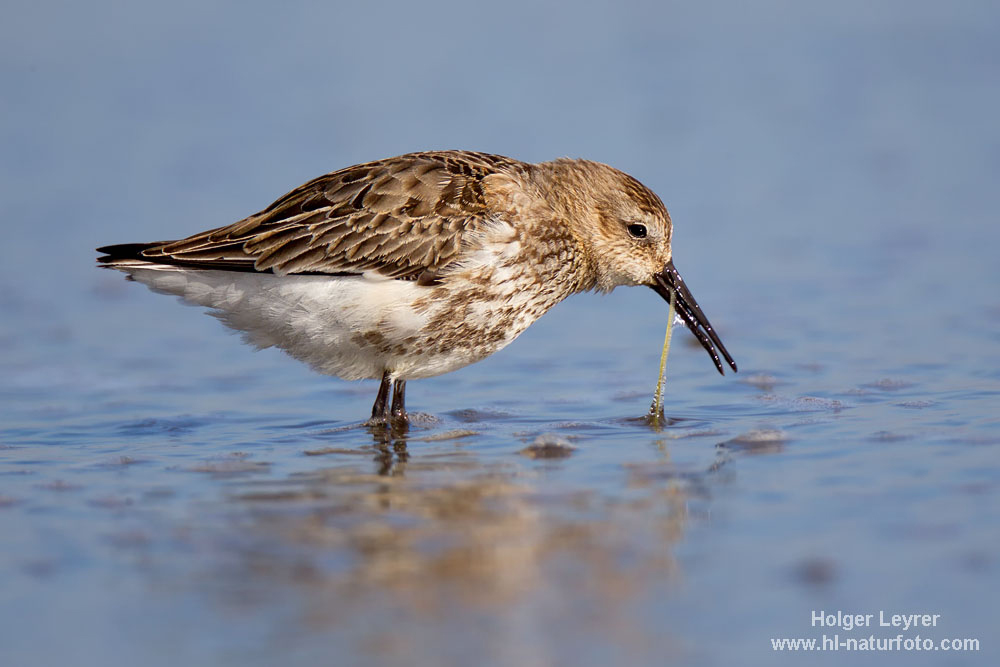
[{"xmin": 2, "ymin": 1, "xmax": 998, "ymax": 665}]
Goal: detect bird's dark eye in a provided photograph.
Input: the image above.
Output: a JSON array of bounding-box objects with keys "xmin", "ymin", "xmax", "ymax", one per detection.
[{"xmin": 626, "ymin": 223, "xmax": 647, "ymax": 239}]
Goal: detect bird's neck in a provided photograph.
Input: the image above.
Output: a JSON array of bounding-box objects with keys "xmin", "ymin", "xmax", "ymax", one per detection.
[{"xmin": 527, "ymin": 160, "xmax": 602, "ymax": 294}]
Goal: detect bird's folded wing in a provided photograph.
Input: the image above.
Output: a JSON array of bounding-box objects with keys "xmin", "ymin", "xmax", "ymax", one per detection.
[{"xmin": 98, "ymin": 151, "xmax": 524, "ymax": 280}]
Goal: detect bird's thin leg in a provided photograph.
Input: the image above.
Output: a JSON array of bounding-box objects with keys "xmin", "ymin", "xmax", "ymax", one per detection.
[
  {"xmin": 390, "ymin": 379, "xmax": 407, "ymax": 423},
  {"xmin": 371, "ymin": 371, "xmax": 392, "ymax": 423}
]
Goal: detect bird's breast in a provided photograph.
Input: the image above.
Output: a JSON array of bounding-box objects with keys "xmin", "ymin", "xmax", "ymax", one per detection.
[{"xmin": 405, "ymin": 234, "xmax": 580, "ymax": 360}]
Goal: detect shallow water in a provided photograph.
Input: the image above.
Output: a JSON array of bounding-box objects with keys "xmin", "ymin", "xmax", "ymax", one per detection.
[{"xmin": 2, "ymin": 1, "xmax": 999, "ymax": 665}]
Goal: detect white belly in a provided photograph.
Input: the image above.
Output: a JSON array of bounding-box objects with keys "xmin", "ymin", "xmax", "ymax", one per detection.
[{"xmin": 120, "ymin": 266, "xmax": 540, "ymax": 381}]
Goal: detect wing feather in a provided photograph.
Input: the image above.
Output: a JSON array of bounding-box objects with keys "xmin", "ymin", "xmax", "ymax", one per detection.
[{"xmin": 114, "ymin": 151, "xmax": 526, "ymax": 279}]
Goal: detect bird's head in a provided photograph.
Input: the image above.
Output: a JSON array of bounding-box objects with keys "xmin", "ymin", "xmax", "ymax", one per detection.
[{"xmin": 543, "ymin": 159, "xmax": 737, "ymax": 375}]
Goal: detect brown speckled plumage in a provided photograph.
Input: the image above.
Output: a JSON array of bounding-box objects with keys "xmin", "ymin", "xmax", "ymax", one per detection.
[
  {"xmin": 122, "ymin": 151, "xmax": 528, "ymax": 280},
  {"xmin": 97, "ymin": 150, "xmax": 736, "ymax": 423}
]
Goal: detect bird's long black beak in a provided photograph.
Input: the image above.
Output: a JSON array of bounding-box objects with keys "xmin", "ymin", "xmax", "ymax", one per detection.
[{"xmin": 651, "ymin": 259, "xmax": 737, "ymax": 375}]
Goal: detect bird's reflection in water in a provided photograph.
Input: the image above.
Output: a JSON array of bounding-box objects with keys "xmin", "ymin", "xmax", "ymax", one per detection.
[
  {"xmin": 182, "ymin": 417, "xmax": 782, "ymax": 663},
  {"xmin": 367, "ymin": 420, "xmax": 410, "ymax": 476},
  {"xmin": 189, "ymin": 450, "xmax": 712, "ymax": 661}
]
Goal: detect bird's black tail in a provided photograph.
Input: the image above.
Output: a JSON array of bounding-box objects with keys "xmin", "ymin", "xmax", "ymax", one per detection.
[{"xmin": 96, "ymin": 243, "xmax": 159, "ymax": 265}]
